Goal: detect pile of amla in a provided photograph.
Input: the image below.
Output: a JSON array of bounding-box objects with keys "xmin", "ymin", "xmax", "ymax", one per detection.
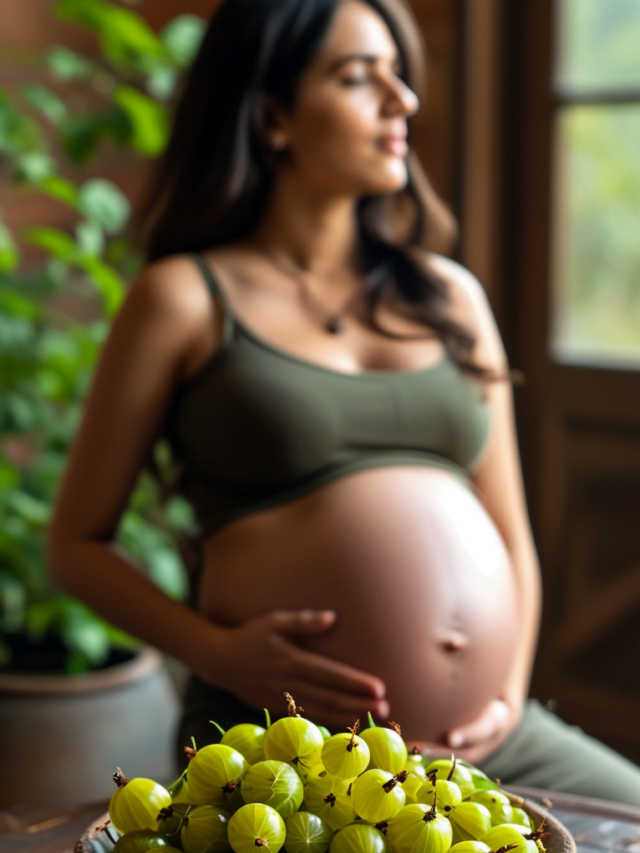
[{"xmin": 99, "ymin": 693, "xmax": 548, "ymax": 853}]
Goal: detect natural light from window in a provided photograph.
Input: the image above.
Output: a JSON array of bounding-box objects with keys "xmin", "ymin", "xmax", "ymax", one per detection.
[{"xmin": 552, "ymin": 0, "xmax": 640, "ymax": 366}]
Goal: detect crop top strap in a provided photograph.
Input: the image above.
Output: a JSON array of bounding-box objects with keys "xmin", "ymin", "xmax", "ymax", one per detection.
[{"xmin": 189, "ymin": 252, "xmax": 236, "ymax": 347}]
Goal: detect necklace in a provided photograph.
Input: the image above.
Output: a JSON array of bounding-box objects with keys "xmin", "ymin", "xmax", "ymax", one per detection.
[
  {"xmin": 296, "ymin": 273, "xmax": 362, "ymax": 335},
  {"xmin": 257, "ymin": 245, "xmax": 363, "ymax": 335}
]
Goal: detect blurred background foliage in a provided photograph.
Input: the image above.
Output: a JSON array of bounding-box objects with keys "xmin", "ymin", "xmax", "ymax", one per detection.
[
  {"xmin": 553, "ymin": 0, "xmax": 640, "ymax": 363},
  {"xmin": 0, "ymin": 0, "xmax": 206, "ymax": 673}
]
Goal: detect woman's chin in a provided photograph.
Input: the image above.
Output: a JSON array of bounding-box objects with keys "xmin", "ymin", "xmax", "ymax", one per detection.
[{"xmin": 358, "ymin": 166, "xmax": 409, "ymax": 196}]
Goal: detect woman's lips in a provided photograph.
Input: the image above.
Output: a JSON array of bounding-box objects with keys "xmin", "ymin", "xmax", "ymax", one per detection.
[{"xmin": 377, "ymin": 136, "xmax": 408, "ymax": 157}]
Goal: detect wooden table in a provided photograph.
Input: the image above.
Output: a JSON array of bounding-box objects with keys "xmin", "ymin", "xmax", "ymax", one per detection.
[{"xmin": 2, "ymin": 788, "xmax": 640, "ymax": 853}]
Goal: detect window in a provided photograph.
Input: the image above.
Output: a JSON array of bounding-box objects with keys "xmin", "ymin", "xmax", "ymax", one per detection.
[{"xmin": 551, "ymin": 0, "xmax": 640, "ymax": 366}]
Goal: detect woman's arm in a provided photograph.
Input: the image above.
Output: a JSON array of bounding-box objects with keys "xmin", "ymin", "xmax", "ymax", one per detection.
[
  {"xmin": 428, "ymin": 255, "xmax": 543, "ymax": 762},
  {"xmin": 46, "ymin": 255, "xmax": 388, "ymax": 726},
  {"xmin": 46, "ymin": 256, "xmax": 222, "ymax": 670}
]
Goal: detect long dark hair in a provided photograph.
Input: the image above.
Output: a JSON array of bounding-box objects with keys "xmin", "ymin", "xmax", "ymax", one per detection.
[{"xmin": 134, "ymin": 0, "xmax": 492, "ymax": 375}]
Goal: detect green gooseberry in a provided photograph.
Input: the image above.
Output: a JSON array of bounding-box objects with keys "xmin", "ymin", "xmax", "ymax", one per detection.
[
  {"xmin": 156, "ymin": 803, "xmax": 190, "ymax": 841},
  {"xmin": 264, "ymin": 718, "xmax": 324, "ymax": 771},
  {"xmin": 448, "ymin": 802, "xmax": 492, "ymax": 842},
  {"xmin": 227, "ymin": 803, "xmax": 285, "ymax": 853},
  {"xmin": 330, "ymin": 823, "xmax": 388, "ymax": 853},
  {"xmin": 219, "ymin": 723, "xmax": 267, "ymax": 766},
  {"xmin": 180, "ymin": 804, "xmax": 231, "ymax": 853},
  {"xmin": 350, "ymin": 770, "xmax": 406, "ymax": 824},
  {"xmin": 241, "ymin": 760, "xmax": 304, "ymax": 818},
  {"xmin": 185, "ymin": 744, "xmax": 248, "ymax": 808},
  {"xmin": 322, "ymin": 725, "xmax": 371, "ymax": 780},
  {"xmin": 113, "ymin": 830, "xmax": 168, "ymax": 853},
  {"xmin": 511, "ymin": 808, "xmax": 535, "ymax": 831},
  {"xmin": 360, "ymin": 719, "xmax": 407, "ymax": 776},
  {"xmin": 400, "ymin": 773, "xmax": 424, "ymax": 805},
  {"xmin": 469, "ymin": 791, "xmax": 513, "ymax": 827},
  {"xmin": 481, "ymin": 824, "xmax": 537, "ymax": 853},
  {"xmin": 284, "ymin": 811, "xmax": 334, "ymax": 853},
  {"xmin": 424, "ymin": 760, "xmax": 474, "ymax": 799},
  {"xmin": 109, "ymin": 770, "xmax": 172, "ymax": 835},
  {"xmin": 448, "ymin": 843, "xmax": 491, "ymax": 853},
  {"xmin": 263, "ymin": 694, "xmax": 324, "ymax": 771},
  {"xmin": 305, "ymin": 770, "xmax": 357, "ymax": 832},
  {"xmin": 405, "ymin": 750, "xmax": 427, "ymax": 779},
  {"xmin": 386, "ymin": 803, "xmax": 452, "ymax": 853},
  {"xmin": 422, "ymin": 780, "xmax": 462, "ymax": 811},
  {"xmin": 169, "ymin": 773, "xmax": 193, "ymax": 805}
]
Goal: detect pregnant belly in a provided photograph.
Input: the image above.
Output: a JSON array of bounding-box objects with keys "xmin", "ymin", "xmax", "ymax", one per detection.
[{"xmin": 199, "ymin": 466, "xmax": 518, "ymax": 744}]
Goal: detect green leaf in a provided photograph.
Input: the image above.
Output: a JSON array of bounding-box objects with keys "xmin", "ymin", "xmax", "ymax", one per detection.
[
  {"xmin": 0, "ymin": 224, "xmax": 19, "ymax": 272},
  {"xmin": 38, "ymin": 174, "xmax": 79, "ymax": 208},
  {"xmin": 0, "ymin": 89, "xmax": 43, "ymax": 155},
  {"xmin": 0, "ymin": 392, "xmax": 39, "ymax": 433},
  {"xmin": 64, "ymin": 617, "xmax": 111, "ymax": 665},
  {"xmin": 0, "ymin": 313, "xmax": 35, "ymax": 355},
  {"xmin": 100, "ymin": 8, "xmax": 167, "ymax": 66},
  {"xmin": 112, "ymin": 85, "xmax": 169, "ymax": 156},
  {"xmin": 78, "ymin": 255, "xmax": 124, "ymax": 316},
  {"xmin": 46, "ymin": 45, "xmax": 94, "ymax": 80},
  {"xmin": 56, "ymin": 0, "xmax": 166, "ymax": 66},
  {"xmin": 64, "ymin": 649, "xmax": 91, "ymax": 674},
  {"xmin": 21, "ymin": 83, "xmax": 67, "ymax": 124},
  {"xmin": 60, "ymin": 105, "xmax": 134, "ymax": 162},
  {"xmin": 46, "ymin": 258, "xmax": 70, "ymax": 290},
  {"xmin": 16, "ymin": 152, "xmax": 56, "ymax": 183},
  {"xmin": 101, "ymin": 621, "xmax": 138, "ymax": 650},
  {"xmin": 0, "ymin": 288, "xmax": 38, "ymax": 320},
  {"xmin": 78, "ymin": 178, "xmax": 130, "ymax": 233},
  {"xmin": 148, "ymin": 547, "xmax": 188, "ymax": 601},
  {"xmin": 4, "ymin": 491, "xmax": 51, "ymax": 526},
  {"xmin": 0, "ymin": 460, "xmax": 21, "ymax": 489},
  {"xmin": 75, "ymin": 220, "xmax": 104, "ymax": 256},
  {"xmin": 99, "ymin": 104, "xmax": 132, "ymax": 144},
  {"xmin": 60, "ymin": 114, "xmax": 102, "ymax": 162},
  {"xmin": 25, "ymin": 227, "xmax": 77, "ymax": 262},
  {"xmin": 147, "ymin": 64, "xmax": 178, "ymax": 101},
  {"xmin": 55, "ymin": 0, "xmax": 114, "ymax": 31},
  {"xmin": 0, "ymin": 573, "xmax": 26, "ymax": 633},
  {"xmin": 161, "ymin": 14, "xmax": 206, "ymax": 67},
  {"xmin": 165, "ymin": 496, "xmax": 197, "ymax": 533},
  {"xmin": 26, "ymin": 599, "xmax": 60, "ymax": 639}
]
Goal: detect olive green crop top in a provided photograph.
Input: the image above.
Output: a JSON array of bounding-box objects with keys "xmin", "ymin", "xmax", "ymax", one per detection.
[{"xmin": 164, "ymin": 253, "xmax": 492, "ymax": 538}]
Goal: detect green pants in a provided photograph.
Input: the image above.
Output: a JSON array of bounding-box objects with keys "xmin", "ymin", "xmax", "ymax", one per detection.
[
  {"xmin": 477, "ymin": 699, "xmax": 640, "ymax": 805},
  {"xmin": 177, "ymin": 679, "xmax": 640, "ymax": 805}
]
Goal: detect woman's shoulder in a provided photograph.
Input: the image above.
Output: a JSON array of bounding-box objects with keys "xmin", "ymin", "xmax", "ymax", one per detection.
[
  {"xmin": 410, "ymin": 249, "xmax": 506, "ymax": 367},
  {"xmin": 127, "ymin": 254, "xmax": 216, "ymax": 321},
  {"xmin": 410, "ymin": 249, "xmax": 487, "ymax": 304},
  {"xmin": 116, "ymin": 254, "xmax": 224, "ymax": 380}
]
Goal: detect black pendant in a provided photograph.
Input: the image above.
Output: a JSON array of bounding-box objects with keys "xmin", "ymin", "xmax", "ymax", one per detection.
[{"xmin": 326, "ymin": 316, "xmax": 346, "ymax": 334}]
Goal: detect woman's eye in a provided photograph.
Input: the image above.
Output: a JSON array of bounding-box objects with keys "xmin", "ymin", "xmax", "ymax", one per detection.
[{"xmin": 340, "ymin": 76, "xmax": 368, "ymax": 86}]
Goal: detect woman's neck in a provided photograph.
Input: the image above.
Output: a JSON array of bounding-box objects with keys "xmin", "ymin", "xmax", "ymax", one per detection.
[{"xmin": 249, "ymin": 174, "xmax": 362, "ymax": 280}]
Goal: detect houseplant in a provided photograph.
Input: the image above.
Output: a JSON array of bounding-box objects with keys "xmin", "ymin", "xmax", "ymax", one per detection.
[{"xmin": 0, "ymin": 0, "xmax": 206, "ymax": 806}]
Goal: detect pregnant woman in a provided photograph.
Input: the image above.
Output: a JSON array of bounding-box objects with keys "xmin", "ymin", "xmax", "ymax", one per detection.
[{"xmin": 47, "ymin": 0, "xmax": 640, "ymax": 801}]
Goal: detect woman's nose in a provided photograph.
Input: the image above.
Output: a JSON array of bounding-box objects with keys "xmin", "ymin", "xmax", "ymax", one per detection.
[{"xmin": 385, "ymin": 77, "xmax": 420, "ymax": 117}]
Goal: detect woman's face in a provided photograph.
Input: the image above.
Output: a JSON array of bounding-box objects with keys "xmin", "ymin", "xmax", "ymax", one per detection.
[{"xmin": 270, "ymin": 0, "xmax": 420, "ymax": 197}]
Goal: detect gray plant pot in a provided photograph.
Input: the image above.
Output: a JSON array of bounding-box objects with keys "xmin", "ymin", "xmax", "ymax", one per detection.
[{"xmin": 0, "ymin": 646, "xmax": 180, "ymax": 810}]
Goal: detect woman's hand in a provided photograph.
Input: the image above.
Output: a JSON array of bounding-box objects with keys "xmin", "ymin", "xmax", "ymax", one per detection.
[
  {"xmin": 410, "ymin": 696, "xmax": 523, "ymax": 765},
  {"xmin": 195, "ymin": 609, "xmax": 389, "ymax": 728},
  {"xmin": 443, "ymin": 694, "xmax": 523, "ymax": 764}
]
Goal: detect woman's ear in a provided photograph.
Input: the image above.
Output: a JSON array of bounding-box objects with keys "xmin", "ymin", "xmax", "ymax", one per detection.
[{"xmin": 255, "ymin": 93, "xmax": 291, "ymax": 151}]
